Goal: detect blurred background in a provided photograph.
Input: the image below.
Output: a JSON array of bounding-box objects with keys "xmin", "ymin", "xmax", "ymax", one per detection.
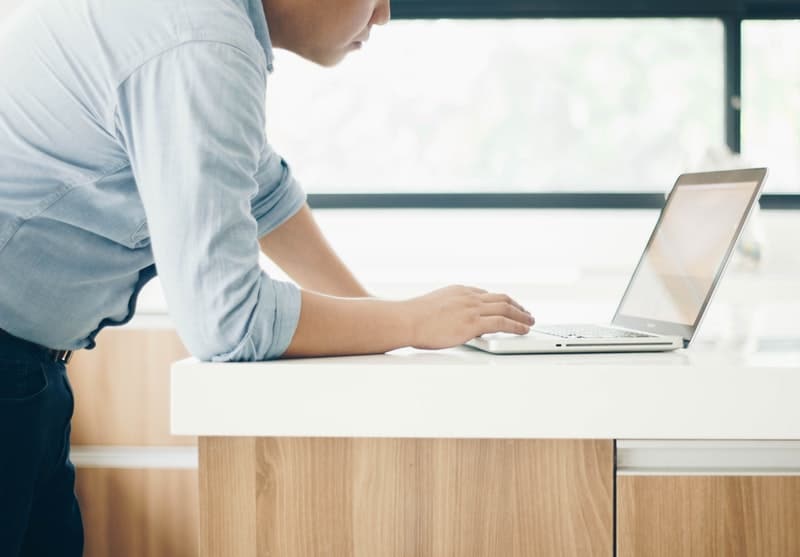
[{"xmin": 268, "ymin": 18, "xmax": 798, "ymax": 194}]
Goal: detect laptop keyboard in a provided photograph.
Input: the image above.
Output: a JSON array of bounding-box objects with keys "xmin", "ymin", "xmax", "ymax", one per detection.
[{"xmin": 533, "ymin": 324, "xmax": 655, "ymax": 339}]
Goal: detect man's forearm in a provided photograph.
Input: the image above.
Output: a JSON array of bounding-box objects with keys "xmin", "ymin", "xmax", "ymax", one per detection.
[
  {"xmin": 259, "ymin": 204, "xmax": 370, "ymax": 297},
  {"xmin": 282, "ymin": 285, "xmax": 535, "ymax": 359},
  {"xmin": 283, "ymin": 290, "xmax": 410, "ymax": 357}
]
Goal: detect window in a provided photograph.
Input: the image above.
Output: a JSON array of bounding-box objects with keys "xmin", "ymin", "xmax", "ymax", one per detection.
[
  {"xmin": 266, "ymin": 19, "xmax": 724, "ymax": 193},
  {"xmin": 742, "ymin": 20, "xmax": 800, "ymax": 192}
]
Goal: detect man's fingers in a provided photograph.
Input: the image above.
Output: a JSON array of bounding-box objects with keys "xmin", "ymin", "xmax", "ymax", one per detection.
[
  {"xmin": 479, "ymin": 292, "xmax": 529, "ymax": 314},
  {"xmin": 479, "ymin": 316, "xmax": 531, "ymax": 336},
  {"xmin": 479, "ymin": 302, "xmax": 534, "ymax": 325}
]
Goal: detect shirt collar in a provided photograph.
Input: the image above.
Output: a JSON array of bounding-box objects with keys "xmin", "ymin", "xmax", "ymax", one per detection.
[{"xmin": 246, "ymin": 0, "xmax": 275, "ymax": 73}]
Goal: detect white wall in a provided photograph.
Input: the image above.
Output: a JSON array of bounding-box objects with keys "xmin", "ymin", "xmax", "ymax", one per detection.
[{"xmin": 137, "ymin": 208, "xmax": 800, "ymax": 330}]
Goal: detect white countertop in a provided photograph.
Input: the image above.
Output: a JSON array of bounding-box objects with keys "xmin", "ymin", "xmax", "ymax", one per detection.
[
  {"xmin": 171, "ymin": 320, "xmax": 800, "ymax": 439},
  {"xmin": 159, "ymin": 212, "xmax": 800, "ymax": 441}
]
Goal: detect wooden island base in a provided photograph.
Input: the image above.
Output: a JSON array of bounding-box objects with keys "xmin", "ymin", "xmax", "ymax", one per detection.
[{"xmin": 199, "ymin": 438, "xmax": 613, "ymax": 557}]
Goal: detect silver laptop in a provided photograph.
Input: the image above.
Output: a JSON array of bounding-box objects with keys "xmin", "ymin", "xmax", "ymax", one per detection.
[{"xmin": 466, "ymin": 168, "xmax": 768, "ymax": 354}]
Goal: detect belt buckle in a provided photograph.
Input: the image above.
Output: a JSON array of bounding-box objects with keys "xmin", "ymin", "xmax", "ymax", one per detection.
[{"xmin": 53, "ymin": 349, "xmax": 73, "ymax": 364}]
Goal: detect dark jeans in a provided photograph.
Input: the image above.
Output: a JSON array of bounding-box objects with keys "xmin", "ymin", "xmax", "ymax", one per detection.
[{"xmin": 0, "ymin": 333, "xmax": 83, "ymax": 557}]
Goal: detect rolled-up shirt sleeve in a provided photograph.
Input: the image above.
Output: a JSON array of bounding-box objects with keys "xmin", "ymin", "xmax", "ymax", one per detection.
[
  {"xmin": 251, "ymin": 143, "xmax": 307, "ymax": 238},
  {"xmin": 114, "ymin": 41, "xmax": 301, "ymax": 361}
]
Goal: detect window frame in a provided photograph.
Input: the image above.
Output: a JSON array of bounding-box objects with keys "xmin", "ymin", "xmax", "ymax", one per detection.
[{"xmin": 307, "ymin": 0, "xmax": 800, "ymax": 210}]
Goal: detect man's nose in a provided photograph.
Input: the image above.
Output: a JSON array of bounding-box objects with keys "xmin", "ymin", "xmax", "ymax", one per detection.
[{"xmin": 372, "ymin": 0, "xmax": 391, "ymax": 26}]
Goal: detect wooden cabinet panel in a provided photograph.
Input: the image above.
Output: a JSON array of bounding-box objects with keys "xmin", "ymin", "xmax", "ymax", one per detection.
[
  {"xmin": 201, "ymin": 437, "xmax": 613, "ymax": 557},
  {"xmin": 76, "ymin": 467, "xmax": 199, "ymax": 557},
  {"xmin": 68, "ymin": 328, "xmax": 194, "ymax": 446},
  {"xmin": 618, "ymin": 476, "xmax": 800, "ymax": 557}
]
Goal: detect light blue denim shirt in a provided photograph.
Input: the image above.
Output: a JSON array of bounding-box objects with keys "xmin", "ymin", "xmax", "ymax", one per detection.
[{"xmin": 0, "ymin": 0, "xmax": 305, "ymax": 360}]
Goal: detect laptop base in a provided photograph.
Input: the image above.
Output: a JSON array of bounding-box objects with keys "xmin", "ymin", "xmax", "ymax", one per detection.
[{"xmin": 465, "ymin": 329, "xmax": 683, "ymax": 354}]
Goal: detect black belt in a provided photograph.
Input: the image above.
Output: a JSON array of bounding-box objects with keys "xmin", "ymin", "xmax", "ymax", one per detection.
[{"xmin": 0, "ymin": 328, "xmax": 73, "ymax": 364}]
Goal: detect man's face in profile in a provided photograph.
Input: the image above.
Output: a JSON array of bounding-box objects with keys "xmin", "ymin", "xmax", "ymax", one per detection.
[{"xmin": 268, "ymin": 0, "xmax": 391, "ymax": 67}]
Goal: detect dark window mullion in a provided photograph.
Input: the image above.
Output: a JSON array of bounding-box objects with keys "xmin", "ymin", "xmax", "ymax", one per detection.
[
  {"xmin": 390, "ymin": 0, "xmax": 741, "ymax": 19},
  {"xmin": 307, "ymin": 193, "xmax": 800, "ymax": 210},
  {"xmin": 724, "ymin": 17, "xmax": 742, "ymax": 154}
]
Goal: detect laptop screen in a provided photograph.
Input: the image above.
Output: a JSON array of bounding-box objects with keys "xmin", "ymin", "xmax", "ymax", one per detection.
[{"xmin": 613, "ymin": 169, "xmax": 766, "ymax": 342}]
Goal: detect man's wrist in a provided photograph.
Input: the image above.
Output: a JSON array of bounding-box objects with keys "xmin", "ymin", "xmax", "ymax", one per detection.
[{"xmin": 387, "ymin": 299, "xmax": 417, "ymax": 348}]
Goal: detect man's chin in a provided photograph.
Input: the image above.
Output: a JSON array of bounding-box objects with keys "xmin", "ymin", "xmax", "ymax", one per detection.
[{"xmin": 302, "ymin": 48, "xmax": 348, "ymax": 68}]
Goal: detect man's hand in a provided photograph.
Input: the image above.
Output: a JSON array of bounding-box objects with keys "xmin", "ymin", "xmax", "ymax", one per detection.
[
  {"xmin": 283, "ymin": 285, "xmax": 533, "ymax": 358},
  {"xmin": 405, "ymin": 285, "xmax": 534, "ymax": 350}
]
